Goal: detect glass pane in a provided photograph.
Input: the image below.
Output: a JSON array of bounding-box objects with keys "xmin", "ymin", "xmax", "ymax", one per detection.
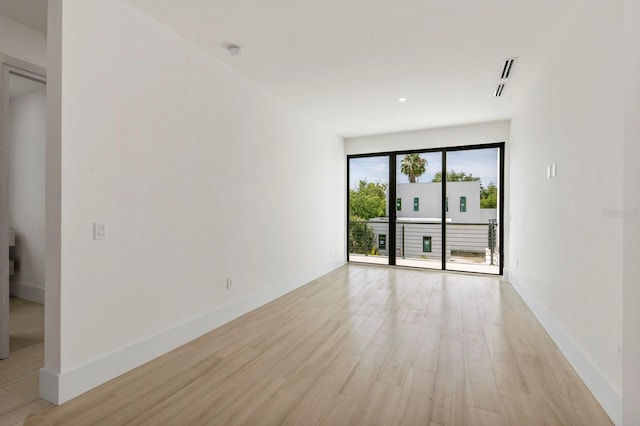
[
  {"xmin": 445, "ymin": 148, "xmax": 500, "ymax": 274},
  {"xmin": 348, "ymin": 156, "xmax": 389, "ymax": 265},
  {"xmin": 395, "ymin": 152, "xmax": 443, "ymax": 269}
]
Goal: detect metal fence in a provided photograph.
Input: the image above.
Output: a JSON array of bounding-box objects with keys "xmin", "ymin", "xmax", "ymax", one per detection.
[{"xmin": 348, "ymin": 219, "xmax": 499, "ymax": 265}]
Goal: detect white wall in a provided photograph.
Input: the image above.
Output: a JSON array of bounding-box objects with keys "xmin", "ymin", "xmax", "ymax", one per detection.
[
  {"xmin": 623, "ymin": 0, "xmax": 640, "ymax": 423},
  {"xmin": 43, "ymin": 0, "xmax": 63, "ymax": 386},
  {"xmin": 43, "ymin": 0, "xmax": 345, "ymax": 404},
  {"xmin": 508, "ymin": 1, "xmax": 623, "ymax": 424},
  {"xmin": 0, "ymin": 14, "xmax": 46, "ymax": 68},
  {"xmin": 345, "ymin": 120, "xmax": 509, "ymax": 155},
  {"xmin": 8, "ymin": 83, "xmax": 46, "ymax": 303}
]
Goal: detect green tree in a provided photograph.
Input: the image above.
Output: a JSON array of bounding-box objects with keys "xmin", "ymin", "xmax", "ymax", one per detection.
[
  {"xmin": 348, "ymin": 221, "xmax": 375, "ymax": 254},
  {"xmin": 400, "ymin": 154, "xmax": 427, "ymax": 183},
  {"xmin": 480, "ymin": 183, "xmax": 497, "ymax": 208},
  {"xmin": 349, "ymin": 180, "xmax": 387, "ymax": 220},
  {"xmin": 349, "ymin": 180, "xmax": 387, "ymax": 255},
  {"xmin": 431, "ymin": 170, "xmax": 480, "ymax": 182}
]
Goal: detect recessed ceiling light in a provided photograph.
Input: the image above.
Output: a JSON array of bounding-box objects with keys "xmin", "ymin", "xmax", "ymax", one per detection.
[{"xmin": 398, "ymin": 97, "xmax": 407, "ymax": 103}]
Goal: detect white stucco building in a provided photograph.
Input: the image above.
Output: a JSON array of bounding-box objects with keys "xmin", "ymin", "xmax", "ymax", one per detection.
[
  {"xmin": 368, "ymin": 181, "xmax": 498, "ymax": 259},
  {"xmin": 395, "ymin": 181, "xmax": 496, "ymax": 224}
]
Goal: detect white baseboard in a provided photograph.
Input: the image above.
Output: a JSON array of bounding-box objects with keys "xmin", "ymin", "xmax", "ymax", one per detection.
[
  {"xmin": 508, "ymin": 271, "xmax": 622, "ymax": 426},
  {"xmin": 39, "ymin": 259, "xmax": 345, "ymax": 405},
  {"xmin": 39, "ymin": 368, "xmax": 60, "ymax": 404},
  {"xmin": 9, "ymin": 281, "xmax": 44, "ymax": 304}
]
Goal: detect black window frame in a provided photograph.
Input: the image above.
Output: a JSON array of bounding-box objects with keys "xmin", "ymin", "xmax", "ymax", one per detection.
[{"xmin": 346, "ymin": 142, "xmax": 505, "ymax": 275}]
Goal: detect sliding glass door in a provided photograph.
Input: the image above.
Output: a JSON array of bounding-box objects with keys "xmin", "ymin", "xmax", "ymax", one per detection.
[
  {"xmin": 347, "ymin": 143, "xmax": 504, "ymax": 275},
  {"xmin": 445, "ymin": 148, "xmax": 500, "ymax": 274},
  {"xmin": 395, "ymin": 152, "xmax": 443, "ymax": 270}
]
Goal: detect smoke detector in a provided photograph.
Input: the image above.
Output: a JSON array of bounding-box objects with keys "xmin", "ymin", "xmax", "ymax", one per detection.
[{"xmin": 228, "ymin": 45, "xmax": 242, "ymax": 56}]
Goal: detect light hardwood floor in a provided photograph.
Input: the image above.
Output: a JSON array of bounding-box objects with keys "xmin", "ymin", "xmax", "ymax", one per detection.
[
  {"xmin": 12, "ymin": 265, "xmax": 615, "ymax": 425},
  {"xmin": 9, "ymin": 297, "xmax": 44, "ymax": 353},
  {"xmin": 1, "ymin": 297, "xmax": 51, "ymax": 425}
]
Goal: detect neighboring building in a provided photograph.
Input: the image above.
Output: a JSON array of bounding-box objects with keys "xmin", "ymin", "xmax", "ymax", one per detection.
[
  {"xmin": 395, "ymin": 181, "xmax": 496, "ymax": 224},
  {"xmin": 369, "ymin": 181, "xmax": 498, "ymax": 258}
]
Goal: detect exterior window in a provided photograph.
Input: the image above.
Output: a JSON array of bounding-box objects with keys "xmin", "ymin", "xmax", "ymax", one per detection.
[
  {"xmin": 446, "ymin": 196, "xmax": 448, "ymax": 213},
  {"xmin": 396, "ymin": 198, "xmax": 402, "ymax": 211},
  {"xmin": 460, "ymin": 196, "xmax": 467, "ymax": 212},
  {"xmin": 379, "ymin": 234, "xmax": 386, "ymax": 250},
  {"xmin": 422, "ymin": 236, "xmax": 432, "ymax": 253},
  {"xmin": 413, "ymin": 197, "xmax": 419, "ymax": 211}
]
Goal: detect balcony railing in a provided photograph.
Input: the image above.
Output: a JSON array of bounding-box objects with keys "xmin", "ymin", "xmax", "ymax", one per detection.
[{"xmin": 348, "ymin": 219, "xmax": 499, "ymax": 266}]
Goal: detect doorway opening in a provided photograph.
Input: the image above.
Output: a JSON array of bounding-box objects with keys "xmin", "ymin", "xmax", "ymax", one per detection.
[
  {"xmin": 347, "ymin": 143, "xmax": 504, "ymax": 275},
  {"xmin": 1, "ymin": 61, "xmax": 47, "ymax": 359}
]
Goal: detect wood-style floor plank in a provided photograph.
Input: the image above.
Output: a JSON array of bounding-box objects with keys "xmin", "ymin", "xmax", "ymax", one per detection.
[
  {"xmin": 319, "ymin": 393, "xmax": 363, "ymax": 426},
  {"xmin": 431, "ymin": 338, "xmax": 466, "ymax": 426},
  {"xmin": 0, "ymin": 298, "xmax": 52, "ymax": 426},
  {"xmin": 463, "ymin": 331, "xmax": 503, "ymax": 415},
  {"xmin": 357, "ymin": 380, "xmax": 402, "ymax": 426},
  {"xmin": 282, "ymin": 350, "xmax": 360, "ymax": 425},
  {"xmin": 9, "ymin": 297, "xmax": 44, "ymax": 353},
  {"xmin": 6, "ymin": 264, "xmax": 612, "ymax": 426},
  {"xmin": 376, "ymin": 320, "xmax": 421, "ymax": 386},
  {"xmin": 411, "ymin": 317, "xmax": 441, "ymax": 372},
  {"xmin": 484, "ymin": 324, "xmax": 530, "ymax": 394},
  {"xmin": 395, "ymin": 366, "xmax": 435, "ymax": 425}
]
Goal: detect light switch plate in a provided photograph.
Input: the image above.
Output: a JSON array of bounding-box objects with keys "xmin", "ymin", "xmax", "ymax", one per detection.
[{"xmin": 94, "ymin": 222, "xmax": 106, "ymax": 240}]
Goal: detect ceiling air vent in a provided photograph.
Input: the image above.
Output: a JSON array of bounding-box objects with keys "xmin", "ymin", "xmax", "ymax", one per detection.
[
  {"xmin": 494, "ymin": 57, "xmax": 517, "ymax": 97},
  {"xmin": 501, "ymin": 58, "xmax": 516, "ymax": 79}
]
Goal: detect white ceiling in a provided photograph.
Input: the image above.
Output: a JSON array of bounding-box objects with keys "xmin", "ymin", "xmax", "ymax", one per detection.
[
  {"xmin": 123, "ymin": 0, "xmax": 577, "ymax": 137},
  {"xmin": 0, "ymin": 0, "xmax": 577, "ymax": 137}
]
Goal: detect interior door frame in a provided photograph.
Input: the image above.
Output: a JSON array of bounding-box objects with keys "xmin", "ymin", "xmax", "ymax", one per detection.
[
  {"xmin": 347, "ymin": 142, "xmax": 505, "ymax": 275},
  {"xmin": 0, "ymin": 55, "xmax": 47, "ymax": 359}
]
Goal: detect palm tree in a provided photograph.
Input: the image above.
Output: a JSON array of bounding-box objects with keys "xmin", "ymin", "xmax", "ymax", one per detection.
[{"xmin": 400, "ymin": 154, "xmax": 427, "ymax": 183}]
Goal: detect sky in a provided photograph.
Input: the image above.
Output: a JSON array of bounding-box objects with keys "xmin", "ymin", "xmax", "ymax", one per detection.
[{"xmin": 349, "ymin": 148, "xmax": 499, "ymax": 189}]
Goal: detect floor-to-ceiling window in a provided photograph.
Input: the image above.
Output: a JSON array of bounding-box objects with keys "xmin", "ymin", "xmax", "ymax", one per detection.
[
  {"xmin": 395, "ymin": 151, "xmax": 443, "ymax": 270},
  {"xmin": 347, "ymin": 143, "xmax": 504, "ymax": 275},
  {"xmin": 347, "ymin": 155, "xmax": 390, "ymax": 265},
  {"xmin": 445, "ymin": 147, "xmax": 501, "ymax": 274}
]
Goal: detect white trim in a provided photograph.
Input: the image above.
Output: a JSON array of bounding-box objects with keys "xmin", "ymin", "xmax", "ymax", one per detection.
[
  {"xmin": 9, "ymin": 281, "xmax": 44, "ymax": 304},
  {"xmin": 39, "ymin": 260, "xmax": 345, "ymax": 405},
  {"xmin": 508, "ymin": 271, "xmax": 622, "ymax": 426},
  {"xmin": 39, "ymin": 368, "xmax": 60, "ymax": 404}
]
